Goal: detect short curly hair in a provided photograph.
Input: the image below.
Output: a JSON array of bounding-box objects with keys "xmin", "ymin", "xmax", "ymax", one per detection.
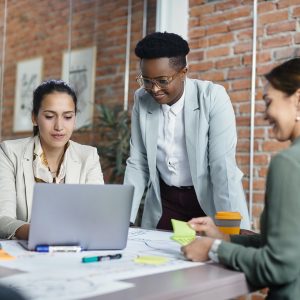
[{"xmin": 135, "ymin": 32, "xmax": 190, "ymax": 70}]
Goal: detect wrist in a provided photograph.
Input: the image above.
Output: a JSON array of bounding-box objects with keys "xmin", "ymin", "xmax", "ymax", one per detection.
[{"xmin": 208, "ymin": 239, "xmax": 222, "ymax": 263}]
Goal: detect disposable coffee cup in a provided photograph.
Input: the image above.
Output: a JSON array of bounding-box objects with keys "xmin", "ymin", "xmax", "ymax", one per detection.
[{"xmin": 215, "ymin": 212, "xmax": 242, "ymax": 235}]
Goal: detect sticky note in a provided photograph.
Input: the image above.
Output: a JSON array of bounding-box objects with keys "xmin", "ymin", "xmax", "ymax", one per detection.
[
  {"xmin": 0, "ymin": 249, "xmax": 15, "ymax": 261},
  {"xmin": 170, "ymin": 219, "xmax": 196, "ymax": 246},
  {"xmin": 134, "ymin": 255, "xmax": 170, "ymax": 265}
]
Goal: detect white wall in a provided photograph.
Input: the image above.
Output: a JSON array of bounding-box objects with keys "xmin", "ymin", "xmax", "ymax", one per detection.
[{"xmin": 156, "ymin": 0, "xmax": 188, "ymax": 40}]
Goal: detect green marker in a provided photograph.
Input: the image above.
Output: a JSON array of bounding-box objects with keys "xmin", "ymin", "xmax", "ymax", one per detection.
[{"xmin": 82, "ymin": 253, "xmax": 122, "ymax": 263}]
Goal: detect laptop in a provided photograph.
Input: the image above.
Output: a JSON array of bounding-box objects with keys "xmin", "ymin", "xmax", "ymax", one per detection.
[{"xmin": 20, "ymin": 183, "xmax": 134, "ymax": 251}]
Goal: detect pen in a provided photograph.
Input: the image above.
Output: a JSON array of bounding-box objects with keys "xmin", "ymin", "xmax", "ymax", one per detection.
[
  {"xmin": 35, "ymin": 245, "xmax": 82, "ymax": 253},
  {"xmin": 82, "ymin": 253, "xmax": 122, "ymax": 263}
]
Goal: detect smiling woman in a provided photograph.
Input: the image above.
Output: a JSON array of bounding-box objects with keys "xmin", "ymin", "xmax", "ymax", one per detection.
[
  {"xmin": 124, "ymin": 32, "xmax": 250, "ymax": 231},
  {"xmin": 263, "ymin": 59, "xmax": 300, "ymax": 142},
  {"xmin": 0, "ymin": 80, "xmax": 104, "ymax": 240},
  {"xmin": 181, "ymin": 58, "xmax": 300, "ymax": 300}
]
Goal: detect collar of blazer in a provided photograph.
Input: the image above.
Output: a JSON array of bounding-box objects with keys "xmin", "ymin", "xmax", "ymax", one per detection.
[
  {"xmin": 184, "ymin": 78, "xmax": 201, "ymax": 182},
  {"xmin": 22, "ymin": 138, "xmax": 35, "ymax": 221},
  {"xmin": 64, "ymin": 141, "xmax": 82, "ymax": 184}
]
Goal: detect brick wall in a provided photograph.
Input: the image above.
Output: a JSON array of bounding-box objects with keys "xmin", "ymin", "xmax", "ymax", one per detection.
[
  {"xmin": 189, "ymin": 0, "xmax": 300, "ymax": 232},
  {"xmin": 0, "ymin": 0, "xmax": 150, "ymax": 145}
]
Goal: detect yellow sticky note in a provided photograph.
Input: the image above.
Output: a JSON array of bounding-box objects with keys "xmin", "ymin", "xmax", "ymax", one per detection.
[
  {"xmin": 170, "ymin": 219, "xmax": 196, "ymax": 246},
  {"xmin": 0, "ymin": 249, "xmax": 15, "ymax": 261},
  {"xmin": 134, "ymin": 255, "xmax": 170, "ymax": 265}
]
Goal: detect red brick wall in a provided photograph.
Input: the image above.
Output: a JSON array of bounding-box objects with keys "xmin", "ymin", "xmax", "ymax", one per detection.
[
  {"xmin": 1, "ymin": 0, "xmax": 70, "ymax": 138},
  {"xmin": 0, "ymin": 0, "xmax": 148, "ymax": 144},
  {"xmin": 189, "ymin": 0, "xmax": 300, "ymax": 231}
]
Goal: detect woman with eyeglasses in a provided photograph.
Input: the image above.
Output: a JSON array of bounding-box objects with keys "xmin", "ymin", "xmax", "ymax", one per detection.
[
  {"xmin": 181, "ymin": 58, "xmax": 300, "ymax": 299},
  {"xmin": 124, "ymin": 32, "xmax": 250, "ymax": 230},
  {"xmin": 0, "ymin": 79, "xmax": 104, "ymax": 240}
]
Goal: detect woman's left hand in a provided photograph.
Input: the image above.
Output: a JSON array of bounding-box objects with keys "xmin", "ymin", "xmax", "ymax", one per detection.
[{"xmin": 181, "ymin": 237, "xmax": 214, "ymax": 262}]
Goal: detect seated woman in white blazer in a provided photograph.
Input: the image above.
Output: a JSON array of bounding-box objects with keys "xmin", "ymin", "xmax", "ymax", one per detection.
[{"xmin": 0, "ymin": 79, "xmax": 104, "ymax": 240}]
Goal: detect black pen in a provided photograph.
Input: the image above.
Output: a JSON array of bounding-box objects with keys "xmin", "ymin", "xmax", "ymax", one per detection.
[{"xmin": 82, "ymin": 253, "xmax": 122, "ymax": 263}]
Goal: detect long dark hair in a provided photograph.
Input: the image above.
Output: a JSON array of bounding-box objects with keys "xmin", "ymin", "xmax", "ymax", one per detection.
[
  {"xmin": 32, "ymin": 79, "xmax": 77, "ymax": 136},
  {"xmin": 265, "ymin": 58, "xmax": 300, "ymax": 96}
]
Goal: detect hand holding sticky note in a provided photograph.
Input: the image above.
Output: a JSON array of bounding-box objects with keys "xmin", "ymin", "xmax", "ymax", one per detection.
[{"xmin": 170, "ymin": 219, "xmax": 196, "ymax": 246}]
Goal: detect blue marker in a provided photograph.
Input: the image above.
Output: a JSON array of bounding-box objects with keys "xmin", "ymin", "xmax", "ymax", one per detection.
[{"xmin": 35, "ymin": 245, "xmax": 82, "ymax": 253}]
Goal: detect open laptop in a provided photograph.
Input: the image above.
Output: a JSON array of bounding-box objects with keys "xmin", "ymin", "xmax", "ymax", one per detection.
[{"xmin": 20, "ymin": 183, "xmax": 134, "ymax": 251}]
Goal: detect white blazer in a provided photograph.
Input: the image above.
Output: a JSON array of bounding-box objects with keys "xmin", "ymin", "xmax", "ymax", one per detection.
[
  {"xmin": 0, "ymin": 137, "xmax": 104, "ymax": 239},
  {"xmin": 124, "ymin": 78, "xmax": 250, "ymax": 229}
]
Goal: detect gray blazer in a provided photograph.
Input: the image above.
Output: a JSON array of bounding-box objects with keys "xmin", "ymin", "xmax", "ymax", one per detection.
[
  {"xmin": 0, "ymin": 137, "xmax": 104, "ymax": 239},
  {"xmin": 124, "ymin": 78, "xmax": 250, "ymax": 229}
]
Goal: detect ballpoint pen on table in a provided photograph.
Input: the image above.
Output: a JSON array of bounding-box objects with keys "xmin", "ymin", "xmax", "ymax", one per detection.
[
  {"xmin": 35, "ymin": 245, "xmax": 82, "ymax": 253},
  {"xmin": 82, "ymin": 253, "xmax": 122, "ymax": 263}
]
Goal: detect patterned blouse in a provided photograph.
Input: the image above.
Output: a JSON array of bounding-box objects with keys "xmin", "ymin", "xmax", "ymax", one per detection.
[{"xmin": 32, "ymin": 136, "xmax": 69, "ymax": 184}]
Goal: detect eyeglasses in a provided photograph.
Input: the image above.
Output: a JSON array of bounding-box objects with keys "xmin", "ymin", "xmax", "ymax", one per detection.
[{"xmin": 136, "ymin": 69, "xmax": 182, "ymax": 90}]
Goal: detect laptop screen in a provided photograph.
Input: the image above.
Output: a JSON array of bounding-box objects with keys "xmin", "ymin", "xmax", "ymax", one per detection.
[{"xmin": 26, "ymin": 183, "xmax": 134, "ymax": 251}]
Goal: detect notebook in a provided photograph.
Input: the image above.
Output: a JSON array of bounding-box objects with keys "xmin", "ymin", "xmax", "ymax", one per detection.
[{"xmin": 20, "ymin": 183, "xmax": 134, "ymax": 251}]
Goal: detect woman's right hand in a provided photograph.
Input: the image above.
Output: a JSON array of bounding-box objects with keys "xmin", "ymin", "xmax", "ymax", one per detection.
[
  {"xmin": 15, "ymin": 224, "xmax": 30, "ymax": 240},
  {"xmin": 188, "ymin": 217, "xmax": 230, "ymax": 241}
]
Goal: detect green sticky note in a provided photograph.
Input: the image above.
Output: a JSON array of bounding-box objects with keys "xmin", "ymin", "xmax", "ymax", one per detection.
[
  {"xmin": 170, "ymin": 219, "xmax": 196, "ymax": 246},
  {"xmin": 134, "ymin": 255, "xmax": 170, "ymax": 265}
]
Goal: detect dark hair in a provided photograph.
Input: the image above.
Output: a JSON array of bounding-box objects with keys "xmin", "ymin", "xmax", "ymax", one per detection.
[
  {"xmin": 265, "ymin": 58, "xmax": 300, "ymax": 96},
  {"xmin": 32, "ymin": 79, "xmax": 77, "ymax": 136},
  {"xmin": 135, "ymin": 32, "xmax": 190, "ymax": 70}
]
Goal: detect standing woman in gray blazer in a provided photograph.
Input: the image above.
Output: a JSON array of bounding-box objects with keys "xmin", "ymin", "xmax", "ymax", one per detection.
[
  {"xmin": 0, "ymin": 80, "xmax": 104, "ymax": 240},
  {"xmin": 124, "ymin": 32, "xmax": 250, "ymax": 230},
  {"xmin": 182, "ymin": 58, "xmax": 300, "ymax": 299}
]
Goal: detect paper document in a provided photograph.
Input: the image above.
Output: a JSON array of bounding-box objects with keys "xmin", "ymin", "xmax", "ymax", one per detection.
[
  {"xmin": 0, "ymin": 273, "xmax": 133, "ymax": 300},
  {"xmin": 0, "ymin": 228, "xmax": 204, "ymax": 300}
]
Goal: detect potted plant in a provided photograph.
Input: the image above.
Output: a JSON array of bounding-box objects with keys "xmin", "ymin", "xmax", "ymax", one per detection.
[{"xmin": 95, "ymin": 104, "xmax": 131, "ymax": 183}]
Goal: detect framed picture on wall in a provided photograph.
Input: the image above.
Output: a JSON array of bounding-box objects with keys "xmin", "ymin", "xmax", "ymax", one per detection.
[
  {"xmin": 13, "ymin": 57, "xmax": 43, "ymax": 132},
  {"xmin": 62, "ymin": 46, "xmax": 96, "ymax": 129}
]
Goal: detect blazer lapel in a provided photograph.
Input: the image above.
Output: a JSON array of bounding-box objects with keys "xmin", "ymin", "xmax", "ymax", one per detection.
[
  {"xmin": 145, "ymin": 95, "xmax": 160, "ymax": 181},
  {"xmin": 184, "ymin": 78, "xmax": 200, "ymax": 181},
  {"xmin": 23, "ymin": 140, "xmax": 35, "ymax": 220},
  {"xmin": 65, "ymin": 143, "xmax": 82, "ymax": 183}
]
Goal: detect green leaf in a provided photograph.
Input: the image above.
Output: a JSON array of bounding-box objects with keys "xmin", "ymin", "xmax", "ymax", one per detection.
[{"xmin": 95, "ymin": 104, "xmax": 131, "ymax": 183}]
